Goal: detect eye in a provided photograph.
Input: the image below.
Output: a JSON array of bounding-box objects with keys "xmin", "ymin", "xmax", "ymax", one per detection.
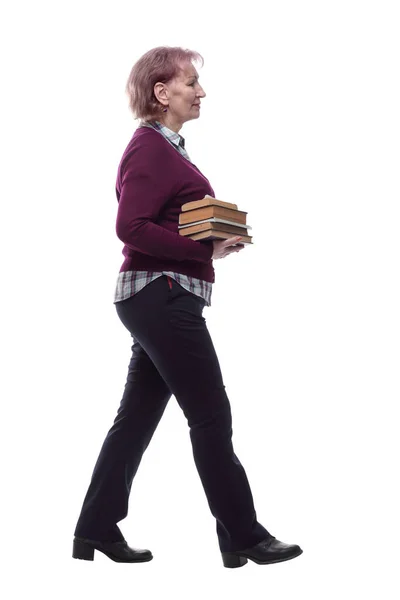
[{"xmin": 189, "ymin": 81, "xmax": 196, "ymax": 87}]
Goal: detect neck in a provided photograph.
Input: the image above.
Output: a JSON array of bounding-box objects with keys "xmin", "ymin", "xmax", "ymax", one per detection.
[{"xmin": 156, "ymin": 113, "xmax": 183, "ymax": 134}]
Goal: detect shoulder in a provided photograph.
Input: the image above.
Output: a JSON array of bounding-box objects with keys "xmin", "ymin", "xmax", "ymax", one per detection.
[
  {"xmin": 124, "ymin": 126, "xmax": 171, "ymax": 158},
  {"xmin": 133, "ymin": 125, "xmax": 166, "ymax": 146},
  {"xmin": 119, "ymin": 126, "xmax": 175, "ymax": 179}
]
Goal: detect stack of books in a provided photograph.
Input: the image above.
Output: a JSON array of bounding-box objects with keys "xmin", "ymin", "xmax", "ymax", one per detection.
[{"xmin": 178, "ymin": 195, "xmax": 252, "ymax": 244}]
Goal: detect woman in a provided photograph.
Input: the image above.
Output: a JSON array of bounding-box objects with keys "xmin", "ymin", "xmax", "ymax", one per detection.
[{"xmin": 72, "ymin": 46, "xmax": 303, "ymax": 568}]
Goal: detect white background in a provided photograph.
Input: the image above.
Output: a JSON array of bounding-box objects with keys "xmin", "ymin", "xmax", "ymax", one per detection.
[{"xmin": 1, "ymin": 0, "xmax": 399, "ymax": 598}]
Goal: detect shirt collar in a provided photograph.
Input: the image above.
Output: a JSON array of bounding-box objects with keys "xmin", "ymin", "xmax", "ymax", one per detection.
[{"xmin": 142, "ymin": 120, "xmax": 186, "ymax": 149}]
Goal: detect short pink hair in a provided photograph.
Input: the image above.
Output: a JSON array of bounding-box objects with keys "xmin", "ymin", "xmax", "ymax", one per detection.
[{"xmin": 125, "ymin": 46, "xmax": 204, "ymax": 121}]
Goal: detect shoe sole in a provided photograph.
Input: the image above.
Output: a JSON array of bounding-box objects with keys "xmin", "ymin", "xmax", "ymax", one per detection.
[
  {"xmin": 222, "ymin": 547, "xmax": 303, "ymax": 568},
  {"xmin": 73, "ymin": 550, "xmax": 154, "ymax": 563},
  {"xmin": 72, "ymin": 538, "xmax": 153, "ymax": 563}
]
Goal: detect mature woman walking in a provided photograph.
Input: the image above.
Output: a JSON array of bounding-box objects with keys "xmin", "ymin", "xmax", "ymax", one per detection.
[{"xmin": 72, "ymin": 46, "xmax": 303, "ymax": 568}]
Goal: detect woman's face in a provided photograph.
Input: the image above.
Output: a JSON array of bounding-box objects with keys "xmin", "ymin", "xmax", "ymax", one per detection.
[{"xmin": 154, "ymin": 62, "xmax": 206, "ymax": 127}]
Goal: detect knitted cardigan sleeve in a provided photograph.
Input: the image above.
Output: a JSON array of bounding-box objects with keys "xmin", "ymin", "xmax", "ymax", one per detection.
[{"xmin": 116, "ymin": 140, "xmax": 213, "ymax": 263}]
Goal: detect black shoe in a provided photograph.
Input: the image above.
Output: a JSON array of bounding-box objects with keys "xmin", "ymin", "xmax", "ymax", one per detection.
[
  {"xmin": 72, "ymin": 536, "xmax": 153, "ymax": 563},
  {"xmin": 221, "ymin": 534, "xmax": 303, "ymax": 568}
]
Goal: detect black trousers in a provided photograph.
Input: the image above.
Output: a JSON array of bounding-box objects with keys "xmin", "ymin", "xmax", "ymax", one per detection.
[{"xmin": 74, "ymin": 275, "xmax": 269, "ymax": 553}]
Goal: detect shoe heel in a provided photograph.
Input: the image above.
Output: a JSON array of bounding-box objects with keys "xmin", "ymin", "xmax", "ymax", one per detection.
[
  {"xmin": 222, "ymin": 552, "xmax": 248, "ymax": 568},
  {"xmin": 73, "ymin": 539, "xmax": 95, "ymax": 561}
]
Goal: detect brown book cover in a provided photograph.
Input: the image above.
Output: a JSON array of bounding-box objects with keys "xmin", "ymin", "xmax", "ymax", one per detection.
[
  {"xmin": 181, "ymin": 196, "xmax": 238, "ymax": 212},
  {"xmin": 189, "ymin": 229, "xmax": 253, "ymax": 244},
  {"xmin": 180, "ymin": 220, "xmax": 249, "ymax": 237},
  {"xmin": 179, "ymin": 205, "xmax": 247, "ymax": 225}
]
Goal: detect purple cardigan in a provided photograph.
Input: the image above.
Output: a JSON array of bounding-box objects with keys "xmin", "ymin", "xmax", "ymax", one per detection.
[{"xmin": 115, "ymin": 126, "xmax": 215, "ymax": 283}]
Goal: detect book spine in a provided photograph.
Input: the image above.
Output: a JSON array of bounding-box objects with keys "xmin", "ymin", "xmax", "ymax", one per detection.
[
  {"xmin": 179, "ymin": 207, "xmax": 247, "ymax": 225},
  {"xmin": 180, "ymin": 222, "xmax": 248, "ymax": 237},
  {"xmin": 181, "ymin": 198, "xmax": 238, "ymax": 212},
  {"xmin": 178, "ymin": 218, "xmax": 251, "ymax": 230},
  {"xmin": 189, "ymin": 231, "xmax": 252, "ymax": 243}
]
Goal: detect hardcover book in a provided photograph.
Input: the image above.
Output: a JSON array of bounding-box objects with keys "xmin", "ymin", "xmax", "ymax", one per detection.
[
  {"xmin": 181, "ymin": 195, "xmax": 238, "ymax": 212},
  {"xmin": 179, "ymin": 206, "xmax": 247, "ymax": 226},
  {"xmin": 179, "ymin": 220, "xmax": 251, "ymax": 237},
  {"xmin": 189, "ymin": 229, "xmax": 252, "ymax": 244},
  {"xmin": 178, "ymin": 197, "xmax": 252, "ymax": 244},
  {"xmin": 178, "ymin": 218, "xmax": 251, "ymax": 231}
]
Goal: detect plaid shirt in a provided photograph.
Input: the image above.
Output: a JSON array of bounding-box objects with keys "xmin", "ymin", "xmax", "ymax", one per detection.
[{"xmin": 113, "ymin": 120, "xmax": 213, "ymax": 306}]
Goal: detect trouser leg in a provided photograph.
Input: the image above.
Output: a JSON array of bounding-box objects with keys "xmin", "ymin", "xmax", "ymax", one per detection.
[
  {"xmin": 114, "ymin": 276, "xmax": 269, "ymax": 552},
  {"xmin": 74, "ymin": 339, "xmax": 171, "ymax": 541}
]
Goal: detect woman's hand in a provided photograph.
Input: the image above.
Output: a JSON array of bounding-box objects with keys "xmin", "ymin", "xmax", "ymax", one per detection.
[{"xmin": 212, "ymin": 236, "xmax": 246, "ymax": 260}]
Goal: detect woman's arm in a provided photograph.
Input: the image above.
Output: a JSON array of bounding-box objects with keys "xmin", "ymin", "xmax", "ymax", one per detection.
[{"xmin": 116, "ymin": 143, "xmax": 213, "ymax": 263}]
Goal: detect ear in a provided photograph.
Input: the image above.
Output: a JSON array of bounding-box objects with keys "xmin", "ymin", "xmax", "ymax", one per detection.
[{"xmin": 154, "ymin": 82, "xmax": 169, "ymax": 105}]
